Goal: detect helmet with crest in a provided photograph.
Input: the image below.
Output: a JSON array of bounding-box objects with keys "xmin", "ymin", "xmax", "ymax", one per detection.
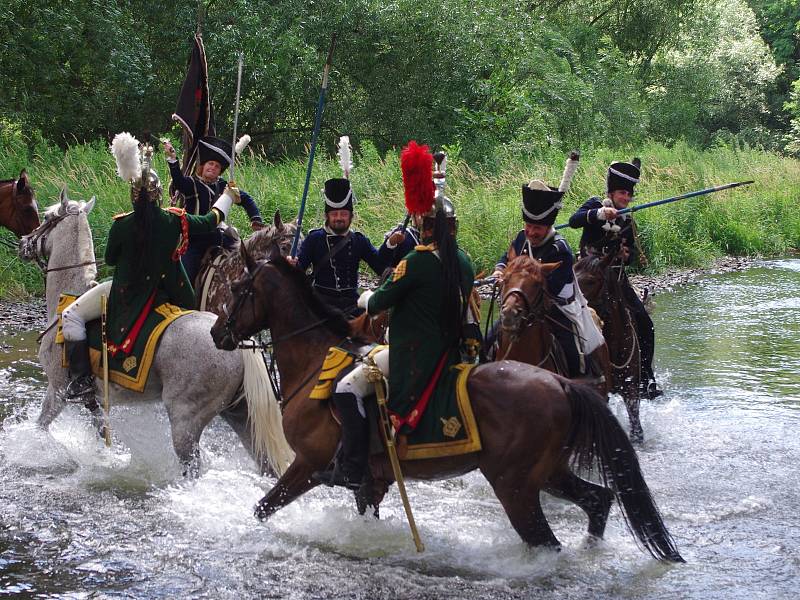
[{"xmin": 111, "ymin": 132, "xmax": 162, "ymax": 204}]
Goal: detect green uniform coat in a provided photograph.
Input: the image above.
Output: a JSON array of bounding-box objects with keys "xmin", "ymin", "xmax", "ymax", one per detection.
[
  {"xmin": 105, "ymin": 204, "xmax": 221, "ymax": 349},
  {"xmin": 366, "ymin": 244, "xmax": 475, "ymax": 431}
]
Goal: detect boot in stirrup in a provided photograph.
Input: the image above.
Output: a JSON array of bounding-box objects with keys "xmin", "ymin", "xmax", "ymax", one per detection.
[
  {"xmin": 312, "ymin": 392, "xmax": 368, "ymax": 490},
  {"xmin": 64, "ymin": 339, "xmax": 96, "ymax": 402}
]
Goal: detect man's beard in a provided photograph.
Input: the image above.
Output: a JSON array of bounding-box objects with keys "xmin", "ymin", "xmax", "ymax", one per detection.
[{"xmin": 328, "ymin": 220, "xmax": 350, "ymax": 234}]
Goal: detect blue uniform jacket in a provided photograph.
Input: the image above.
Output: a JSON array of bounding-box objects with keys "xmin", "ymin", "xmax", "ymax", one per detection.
[
  {"xmin": 378, "ymin": 223, "xmax": 421, "ymax": 268},
  {"xmin": 297, "ymin": 228, "xmax": 387, "ymax": 302},
  {"xmin": 496, "ymin": 230, "xmax": 576, "ymax": 304},
  {"xmin": 568, "ymin": 196, "xmax": 638, "ymax": 266},
  {"xmin": 168, "ymin": 159, "xmax": 263, "ymax": 249}
]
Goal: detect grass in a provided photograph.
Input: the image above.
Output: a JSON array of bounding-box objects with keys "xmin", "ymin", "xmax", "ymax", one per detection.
[{"xmin": 1, "ymin": 133, "xmax": 799, "ymax": 298}]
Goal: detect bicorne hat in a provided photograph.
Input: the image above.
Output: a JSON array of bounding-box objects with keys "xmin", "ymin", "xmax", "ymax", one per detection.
[
  {"xmin": 521, "ymin": 180, "xmax": 564, "ymax": 226},
  {"xmin": 198, "ymin": 136, "xmax": 233, "ymax": 171},
  {"xmin": 606, "ymin": 161, "xmax": 640, "ymax": 195},
  {"xmin": 323, "ymin": 178, "xmax": 355, "ymax": 213}
]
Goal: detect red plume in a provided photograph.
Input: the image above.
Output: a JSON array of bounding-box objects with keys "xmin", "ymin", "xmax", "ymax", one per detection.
[{"xmin": 400, "ymin": 141, "xmax": 435, "ymax": 215}]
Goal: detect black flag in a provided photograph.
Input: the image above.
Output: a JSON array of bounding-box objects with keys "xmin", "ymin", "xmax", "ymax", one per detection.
[{"xmin": 170, "ymin": 34, "xmax": 215, "ymax": 203}]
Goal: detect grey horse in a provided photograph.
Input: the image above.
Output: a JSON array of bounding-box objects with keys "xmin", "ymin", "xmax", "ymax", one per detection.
[{"xmin": 19, "ymin": 190, "xmax": 293, "ymax": 477}]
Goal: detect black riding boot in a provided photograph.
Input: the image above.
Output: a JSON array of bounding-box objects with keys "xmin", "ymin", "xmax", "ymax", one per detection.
[
  {"xmin": 313, "ymin": 392, "xmax": 369, "ymax": 490},
  {"xmin": 64, "ymin": 339, "xmax": 96, "ymax": 401}
]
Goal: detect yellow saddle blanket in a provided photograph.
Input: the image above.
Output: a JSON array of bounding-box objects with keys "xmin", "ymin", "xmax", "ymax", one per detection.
[{"xmin": 56, "ymin": 293, "xmax": 193, "ymax": 392}]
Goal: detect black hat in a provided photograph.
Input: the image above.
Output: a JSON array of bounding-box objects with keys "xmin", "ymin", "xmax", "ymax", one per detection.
[
  {"xmin": 323, "ymin": 178, "xmax": 355, "ymax": 213},
  {"xmin": 606, "ymin": 161, "xmax": 640, "ymax": 194},
  {"xmin": 521, "ymin": 180, "xmax": 564, "ymax": 226},
  {"xmin": 198, "ymin": 136, "xmax": 233, "ymax": 171}
]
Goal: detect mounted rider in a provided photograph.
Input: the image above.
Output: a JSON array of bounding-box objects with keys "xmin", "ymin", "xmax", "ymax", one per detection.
[
  {"xmin": 62, "ymin": 133, "xmax": 235, "ymax": 401},
  {"xmin": 292, "ymin": 137, "xmax": 387, "ymax": 317},
  {"xmin": 164, "ymin": 136, "xmax": 263, "ymax": 285},
  {"xmin": 567, "ymin": 159, "xmax": 662, "ymax": 398},
  {"xmin": 490, "ymin": 153, "xmax": 604, "ymax": 376},
  {"xmin": 312, "ymin": 141, "xmax": 474, "ymax": 490}
]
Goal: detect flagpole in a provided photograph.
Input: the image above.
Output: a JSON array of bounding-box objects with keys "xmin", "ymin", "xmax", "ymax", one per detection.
[{"xmin": 291, "ymin": 33, "xmax": 337, "ymax": 258}]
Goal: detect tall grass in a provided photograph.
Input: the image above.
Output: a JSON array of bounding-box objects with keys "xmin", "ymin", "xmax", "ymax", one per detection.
[{"xmin": 1, "ymin": 132, "xmax": 799, "ymax": 298}]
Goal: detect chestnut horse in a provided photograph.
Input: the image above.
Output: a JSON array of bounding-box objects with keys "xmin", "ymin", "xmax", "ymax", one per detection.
[
  {"xmin": 210, "ymin": 243, "xmax": 683, "ymax": 562},
  {"xmin": 496, "ymin": 256, "xmax": 612, "ymax": 397},
  {"xmin": 0, "ymin": 170, "xmax": 40, "ymax": 237},
  {"xmin": 574, "ymin": 253, "xmax": 643, "ymax": 442}
]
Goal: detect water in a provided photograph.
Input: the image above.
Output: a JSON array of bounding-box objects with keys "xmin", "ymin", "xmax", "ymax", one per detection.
[{"xmin": 1, "ymin": 260, "xmax": 799, "ymax": 598}]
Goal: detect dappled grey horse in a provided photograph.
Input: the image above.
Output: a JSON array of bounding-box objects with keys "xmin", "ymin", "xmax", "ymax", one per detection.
[{"xmin": 19, "ymin": 190, "xmax": 293, "ymax": 476}]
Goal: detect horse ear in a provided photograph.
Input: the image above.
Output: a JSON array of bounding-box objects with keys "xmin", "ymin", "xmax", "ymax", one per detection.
[
  {"xmin": 17, "ymin": 170, "xmax": 28, "ymax": 191},
  {"xmin": 84, "ymin": 196, "xmax": 96, "ymax": 214},
  {"xmin": 273, "ymin": 209, "xmax": 283, "ymax": 230},
  {"xmin": 59, "ymin": 187, "xmax": 70, "ymax": 210},
  {"xmin": 540, "ymin": 261, "xmax": 562, "ymax": 274},
  {"xmin": 240, "ymin": 239, "xmax": 257, "ymax": 272}
]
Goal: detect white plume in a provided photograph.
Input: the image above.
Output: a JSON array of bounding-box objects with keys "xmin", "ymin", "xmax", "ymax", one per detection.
[
  {"xmin": 558, "ymin": 151, "xmax": 580, "ymax": 192},
  {"xmin": 111, "ymin": 132, "xmax": 142, "ymax": 183},
  {"xmin": 338, "ymin": 136, "xmax": 352, "ymax": 178},
  {"xmin": 235, "ymin": 134, "xmax": 252, "ymax": 155}
]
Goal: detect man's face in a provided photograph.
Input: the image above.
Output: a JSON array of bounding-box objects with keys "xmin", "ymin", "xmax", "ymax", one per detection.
[
  {"xmin": 524, "ymin": 222, "xmax": 551, "ymax": 246},
  {"xmin": 326, "ymin": 209, "xmax": 352, "ymax": 234},
  {"xmin": 200, "ymin": 160, "xmax": 223, "ymax": 181},
  {"xmin": 609, "ymin": 189, "xmax": 632, "ymax": 209}
]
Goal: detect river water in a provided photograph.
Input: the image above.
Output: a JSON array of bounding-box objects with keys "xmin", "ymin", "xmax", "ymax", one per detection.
[{"xmin": 0, "ymin": 260, "xmax": 798, "ymax": 599}]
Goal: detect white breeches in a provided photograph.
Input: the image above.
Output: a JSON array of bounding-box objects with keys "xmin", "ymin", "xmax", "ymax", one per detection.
[
  {"xmin": 334, "ymin": 347, "xmax": 390, "ymax": 417},
  {"xmin": 61, "ymin": 281, "xmax": 111, "ymax": 342}
]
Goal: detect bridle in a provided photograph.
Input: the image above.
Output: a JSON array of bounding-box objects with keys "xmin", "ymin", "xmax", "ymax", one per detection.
[{"xmin": 20, "ymin": 206, "xmax": 100, "ymax": 273}]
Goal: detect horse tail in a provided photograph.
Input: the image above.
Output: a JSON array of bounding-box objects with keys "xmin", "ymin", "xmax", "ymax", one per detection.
[
  {"xmin": 240, "ymin": 346, "xmax": 295, "ymax": 476},
  {"xmin": 562, "ymin": 381, "xmax": 684, "ymax": 563}
]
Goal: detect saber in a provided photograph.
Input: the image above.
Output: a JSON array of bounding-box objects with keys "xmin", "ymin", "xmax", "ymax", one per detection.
[
  {"xmin": 101, "ymin": 294, "xmax": 111, "ymax": 447},
  {"xmin": 556, "ymin": 180, "xmax": 754, "ymax": 229},
  {"xmin": 363, "ymin": 355, "xmax": 424, "ymax": 553},
  {"xmin": 291, "ymin": 33, "xmax": 337, "ymax": 258},
  {"xmin": 229, "ymin": 52, "xmax": 244, "ymax": 185}
]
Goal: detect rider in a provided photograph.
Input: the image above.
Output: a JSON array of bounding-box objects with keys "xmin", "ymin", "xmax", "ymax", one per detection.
[
  {"xmin": 312, "ymin": 141, "xmax": 474, "ymax": 490},
  {"xmin": 62, "ymin": 133, "xmax": 235, "ymax": 401},
  {"xmin": 292, "ymin": 177, "xmax": 386, "ymax": 317},
  {"xmin": 490, "ymin": 179, "xmax": 603, "ymax": 376},
  {"xmin": 378, "ymin": 214, "xmax": 422, "ymax": 268},
  {"xmin": 567, "ymin": 159, "xmax": 662, "ymax": 398},
  {"xmin": 164, "ymin": 136, "xmax": 263, "ymax": 285}
]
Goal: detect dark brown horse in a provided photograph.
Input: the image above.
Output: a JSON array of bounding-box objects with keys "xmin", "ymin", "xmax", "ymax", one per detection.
[
  {"xmin": 574, "ymin": 253, "xmax": 643, "ymax": 442},
  {"xmin": 210, "ymin": 243, "xmax": 683, "ymax": 562},
  {"xmin": 0, "ymin": 170, "xmax": 40, "ymax": 237},
  {"xmin": 497, "ymin": 256, "xmax": 612, "ymax": 396}
]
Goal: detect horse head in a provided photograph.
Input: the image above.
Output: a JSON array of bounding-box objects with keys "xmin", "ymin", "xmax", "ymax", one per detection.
[
  {"xmin": 574, "ymin": 251, "xmax": 616, "ymax": 307},
  {"xmin": 499, "ymin": 256, "xmax": 560, "ymax": 337},
  {"xmin": 1, "ymin": 169, "xmax": 41, "ymax": 237},
  {"xmin": 211, "ymin": 241, "xmax": 350, "ymax": 352},
  {"xmin": 19, "ymin": 187, "xmax": 95, "ymax": 269}
]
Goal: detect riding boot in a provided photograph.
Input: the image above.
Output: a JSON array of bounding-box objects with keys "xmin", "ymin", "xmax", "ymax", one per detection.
[
  {"xmin": 312, "ymin": 392, "xmax": 368, "ymax": 490},
  {"xmin": 64, "ymin": 339, "xmax": 96, "ymax": 401}
]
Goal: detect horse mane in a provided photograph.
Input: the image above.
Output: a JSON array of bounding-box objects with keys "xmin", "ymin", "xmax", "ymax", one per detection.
[
  {"xmin": 505, "ymin": 255, "xmax": 542, "ymax": 279},
  {"xmin": 269, "ymin": 256, "xmax": 352, "ymax": 340}
]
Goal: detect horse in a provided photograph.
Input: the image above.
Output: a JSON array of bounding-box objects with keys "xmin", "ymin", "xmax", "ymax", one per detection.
[
  {"xmin": 496, "ymin": 255, "xmax": 612, "ymax": 395},
  {"xmin": 574, "ymin": 252, "xmax": 643, "ymax": 442},
  {"xmin": 209, "ymin": 242, "xmax": 683, "ymax": 562},
  {"xmin": 0, "ymin": 170, "xmax": 40, "ymax": 237},
  {"xmin": 18, "ymin": 190, "xmax": 293, "ymax": 477}
]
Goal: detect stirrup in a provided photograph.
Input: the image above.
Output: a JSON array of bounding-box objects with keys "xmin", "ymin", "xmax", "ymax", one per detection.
[{"xmin": 65, "ymin": 375, "xmax": 96, "ymax": 403}]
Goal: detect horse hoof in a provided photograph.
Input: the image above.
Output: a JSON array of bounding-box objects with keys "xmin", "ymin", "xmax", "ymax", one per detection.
[{"xmin": 254, "ymin": 502, "xmax": 271, "ymax": 521}]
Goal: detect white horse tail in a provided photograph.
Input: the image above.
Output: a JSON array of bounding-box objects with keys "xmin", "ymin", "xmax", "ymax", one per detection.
[{"xmin": 240, "ymin": 345, "xmax": 294, "ymax": 475}]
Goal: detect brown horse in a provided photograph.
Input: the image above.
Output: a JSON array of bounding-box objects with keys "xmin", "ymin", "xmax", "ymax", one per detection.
[
  {"xmin": 574, "ymin": 253, "xmax": 643, "ymax": 442},
  {"xmin": 496, "ymin": 256, "xmax": 612, "ymax": 396},
  {"xmin": 210, "ymin": 243, "xmax": 683, "ymax": 562},
  {"xmin": 0, "ymin": 170, "xmax": 40, "ymax": 237}
]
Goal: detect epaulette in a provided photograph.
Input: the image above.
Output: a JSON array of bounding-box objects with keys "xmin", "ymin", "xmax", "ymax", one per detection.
[
  {"xmin": 113, "ymin": 211, "xmax": 132, "ymax": 220},
  {"xmin": 414, "ymin": 243, "xmax": 437, "ymax": 252},
  {"xmin": 166, "ymin": 207, "xmax": 186, "ymax": 216}
]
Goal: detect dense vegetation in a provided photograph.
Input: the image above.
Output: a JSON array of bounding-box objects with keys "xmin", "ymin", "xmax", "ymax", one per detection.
[
  {"xmin": 1, "ymin": 123, "xmax": 798, "ymax": 298},
  {"xmin": 1, "ymin": 0, "xmax": 798, "ymax": 160}
]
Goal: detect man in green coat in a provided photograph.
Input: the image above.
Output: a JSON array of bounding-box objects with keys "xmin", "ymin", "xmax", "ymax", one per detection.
[
  {"xmin": 313, "ymin": 142, "xmax": 473, "ymax": 490},
  {"xmin": 62, "ymin": 134, "xmax": 235, "ymax": 400}
]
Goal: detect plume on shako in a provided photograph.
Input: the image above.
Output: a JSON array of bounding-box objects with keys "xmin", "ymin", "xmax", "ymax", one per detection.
[
  {"xmin": 400, "ymin": 141, "xmax": 435, "ymax": 215},
  {"xmin": 338, "ymin": 136, "xmax": 353, "ymax": 179},
  {"xmin": 235, "ymin": 134, "xmax": 252, "ymax": 156}
]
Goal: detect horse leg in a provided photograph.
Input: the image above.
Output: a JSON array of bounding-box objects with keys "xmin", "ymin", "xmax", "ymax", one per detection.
[
  {"xmin": 254, "ymin": 459, "xmax": 320, "ymax": 521},
  {"xmin": 546, "ymin": 468, "xmax": 615, "ymax": 540},
  {"xmin": 36, "ymin": 385, "xmax": 64, "ymax": 429},
  {"xmin": 622, "ymin": 376, "xmax": 644, "ymax": 444},
  {"xmin": 486, "ymin": 468, "xmax": 560, "ymax": 549},
  {"xmin": 164, "ymin": 406, "xmax": 213, "ymax": 478}
]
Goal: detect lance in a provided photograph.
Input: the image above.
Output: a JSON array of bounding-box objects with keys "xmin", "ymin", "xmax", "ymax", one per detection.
[
  {"xmin": 291, "ymin": 33, "xmax": 338, "ymax": 258},
  {"xmin": 229, "ymin": 53, "xmax": 244, "ymax": 185},
  {"xmin": 555, "ymin": 180, "xmax": 754, "ymax": 230}
]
